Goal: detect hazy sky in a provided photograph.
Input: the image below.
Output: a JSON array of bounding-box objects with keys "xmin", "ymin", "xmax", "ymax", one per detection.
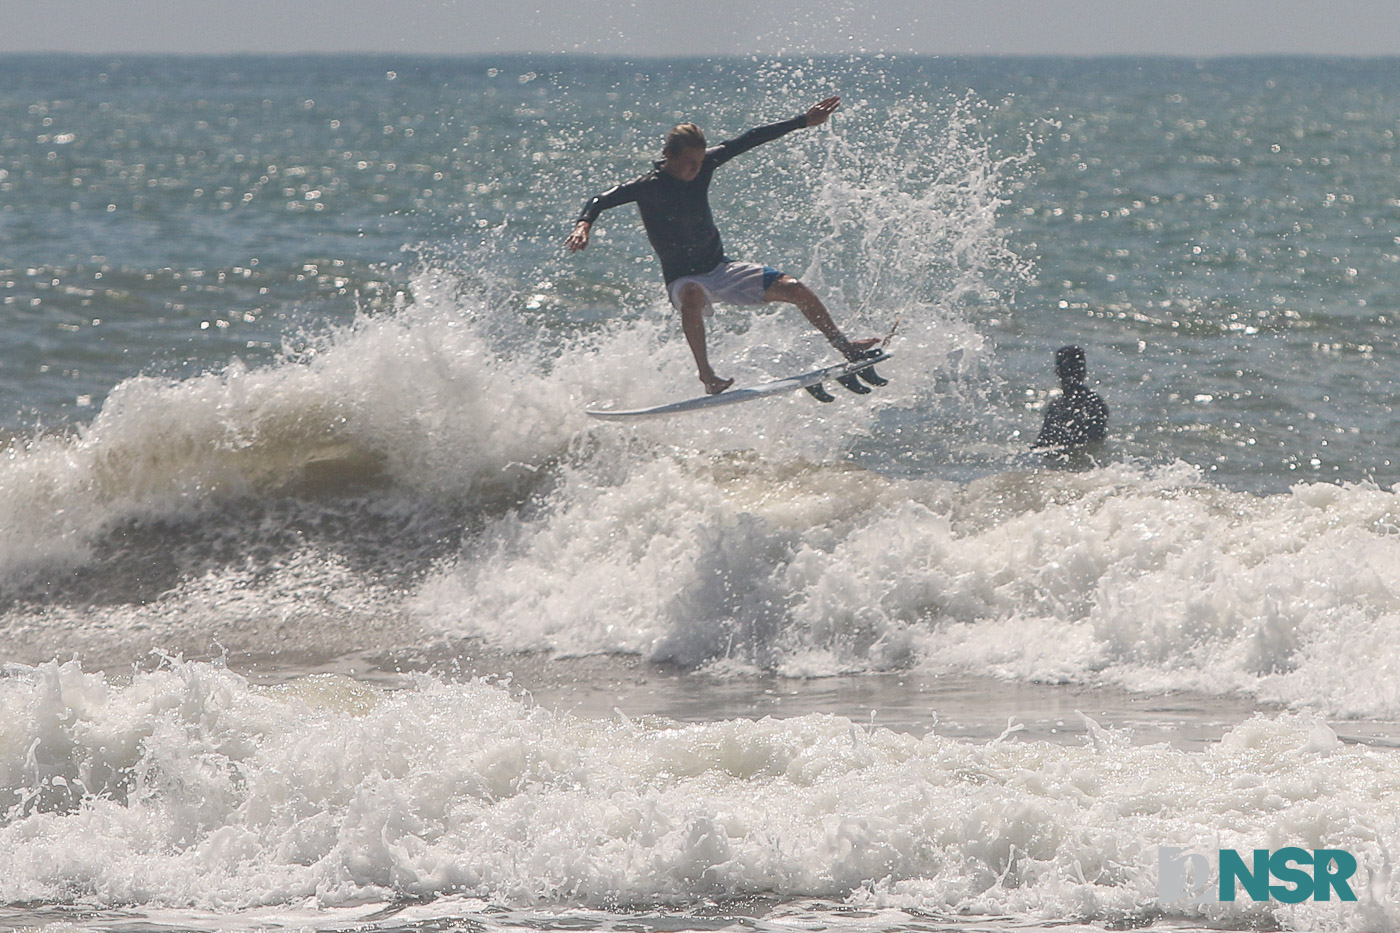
[{"xmin": 5, "ymin": 0, "xmax": 1400, "ymax": 56}]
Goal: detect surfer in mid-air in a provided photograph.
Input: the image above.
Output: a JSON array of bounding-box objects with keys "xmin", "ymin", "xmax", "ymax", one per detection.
[{"xmin": 566, "ymin": 96, "xmax": 878, "ymax": 395}]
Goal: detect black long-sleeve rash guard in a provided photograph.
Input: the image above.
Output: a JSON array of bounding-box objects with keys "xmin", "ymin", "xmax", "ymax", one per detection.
[{"xmin": 575, "ymin": 113, "xmax": 808, "ymax": 284}]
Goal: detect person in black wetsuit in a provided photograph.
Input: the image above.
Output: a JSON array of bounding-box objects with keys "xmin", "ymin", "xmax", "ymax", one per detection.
[
  {"xmin": 565, "ymin": 96, "xmax": 877, "ymax": 394},
  {"xmin": 1032, "ymin": 345, "xmax": 1109, "ymax": 450}
]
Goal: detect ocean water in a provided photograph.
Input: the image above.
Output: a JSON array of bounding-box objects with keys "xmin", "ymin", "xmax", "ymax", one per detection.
[{"xmin": 2, "ymin": 53, "xmax": 1400, "ymax": 932}]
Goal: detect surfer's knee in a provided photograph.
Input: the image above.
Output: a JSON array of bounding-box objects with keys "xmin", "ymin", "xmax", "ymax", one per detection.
[
  {"xmin": 763, "ymin": 275, "xmax": 806, "ymax": 303},
  {"xmin": 677, "ymin": 281, "xmax": 707, "ymax": 310}
]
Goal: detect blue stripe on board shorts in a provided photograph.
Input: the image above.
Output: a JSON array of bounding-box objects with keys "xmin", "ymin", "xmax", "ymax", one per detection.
[{"xmin": 667, "ymin": 261, "xmax": 785, "ymax": 314}]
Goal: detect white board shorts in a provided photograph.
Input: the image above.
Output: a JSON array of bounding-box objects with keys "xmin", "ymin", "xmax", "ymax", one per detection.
[{"xmin": 667, "ymin": 261, "xmax": 785, "ymax": 315}]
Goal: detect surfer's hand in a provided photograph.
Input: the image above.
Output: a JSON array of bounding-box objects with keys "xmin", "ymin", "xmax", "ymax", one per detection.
[
  {"xmin": 804, "ymin": 96, "xmax": 840, "ymax": 127},
  {"xmin": 565, "ymin": 221, "xmax": 591, "ymax": 251}
]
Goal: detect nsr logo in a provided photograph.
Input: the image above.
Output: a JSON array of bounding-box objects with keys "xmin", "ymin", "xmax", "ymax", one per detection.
[{"xmin": 1159, "ymin": 847, "xmax": 1359, "ymax": 904}]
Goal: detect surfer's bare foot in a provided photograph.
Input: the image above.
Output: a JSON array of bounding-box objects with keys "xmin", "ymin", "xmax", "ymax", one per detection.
[
  {"xmin": 835, "ymin": 336, "xmax": 881, "ymax": 362},
  {"xmin": 703, "ymin": 374, "xmax": 734, "ymax": 395}
]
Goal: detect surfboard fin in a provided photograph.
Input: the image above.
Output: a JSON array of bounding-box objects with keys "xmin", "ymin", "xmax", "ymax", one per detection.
[
  {"xmin": 835, "ymin": 374, "xmax": 873, "ymax": 395},
  {"xmin": 805, "ymin": 383, "xmax": 836, "ymax": 403},
  {"xmin": 856, "ymin": 366, "xmax": 888, "ymax": 387}
]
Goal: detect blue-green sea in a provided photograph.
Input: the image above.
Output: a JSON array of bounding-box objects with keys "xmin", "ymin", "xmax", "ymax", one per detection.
[{"xmin": 2, "ymin": 54, "xmax": 1400, "ymax": 933}]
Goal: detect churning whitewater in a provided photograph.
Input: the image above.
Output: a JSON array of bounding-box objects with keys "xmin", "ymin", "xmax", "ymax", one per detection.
[{"xmin": 3, "ymin": 53, "xmax": 1400, "ymax": 932}]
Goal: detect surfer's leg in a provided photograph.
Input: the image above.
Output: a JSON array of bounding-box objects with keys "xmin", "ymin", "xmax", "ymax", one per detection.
[
  {"xmin": 677, "ymin": 282, "xmax": 733, "ymax": 394},
  {"xmin": 764, "ymin": 276, "xmax": 878, "ymax": 361}
]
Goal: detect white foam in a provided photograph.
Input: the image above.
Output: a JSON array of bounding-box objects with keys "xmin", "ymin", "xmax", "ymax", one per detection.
[
  {"xmin": 0, "ymin": 298, "xmax": 559, "ymax": 579},
  {"xmin": 414, "ymin": 457, "xmax": 1400, "ymax": 721},
  {"xmin": 0, "ymin": 659, "xmax": 1396, "ymax": 930}
]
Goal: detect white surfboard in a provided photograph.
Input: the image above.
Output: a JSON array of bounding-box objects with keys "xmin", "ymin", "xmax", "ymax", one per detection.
[{"xmin": 585, "ymin": 351, "xmax": 891, "ymax": 421}]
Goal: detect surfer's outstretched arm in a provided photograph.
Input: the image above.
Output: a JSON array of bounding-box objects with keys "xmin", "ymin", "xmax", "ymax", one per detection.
[
  {"xmin": 566, "ymin": 179, "xmax": 645, "ymax": 251},
  {"xmin": 708, "ymin": 96, "xmax": 841, "ymax": 167}
]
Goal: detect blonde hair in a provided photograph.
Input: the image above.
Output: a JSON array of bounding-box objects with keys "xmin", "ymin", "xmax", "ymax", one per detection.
[{"xmin": 663, "ymin": 123, "xmax": 707, "ymax": 157}]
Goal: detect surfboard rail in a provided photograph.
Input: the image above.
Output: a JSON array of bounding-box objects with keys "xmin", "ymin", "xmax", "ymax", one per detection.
[{"xmin": 585, "ymin": 351, "xmax": 891, "ymax": 421}]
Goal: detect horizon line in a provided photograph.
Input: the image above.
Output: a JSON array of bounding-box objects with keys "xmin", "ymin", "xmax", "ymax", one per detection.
[{"xmin": 2, "ymin": 49, "xmax": 1400, "ymax": 61}]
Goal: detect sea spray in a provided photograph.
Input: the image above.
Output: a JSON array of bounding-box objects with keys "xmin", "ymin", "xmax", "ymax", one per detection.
[{"xmin": 0, "ymin": 279, "xmax": 579, "ymax": 587}]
